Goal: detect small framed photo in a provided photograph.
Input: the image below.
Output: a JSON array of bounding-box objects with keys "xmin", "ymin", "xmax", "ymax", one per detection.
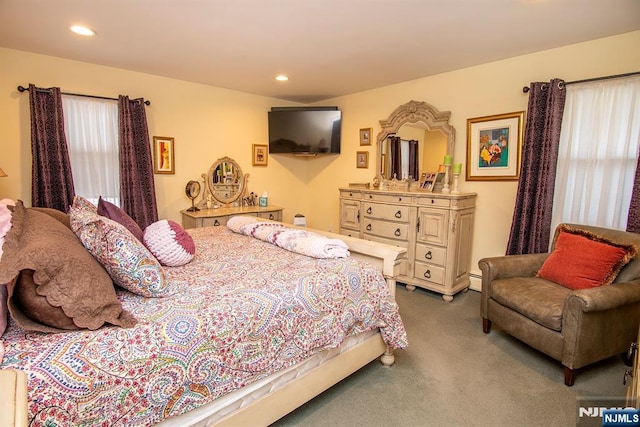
[
  {"xmin": 420, "ymin": 172, "xmax": 437, "ymax": 191},
  {"xmin": 466, "ymin": 111, "xmax": 524, "ymax": 181},
  {"xmin": 252, "ymin": 144, "xmax": 268, "ymax": 166},
  {"xmin": 359, "ymin": 128, "xmax": 372, "ymax": 146},
  {"xmin": 153, "ymin": 136, "xmax": 175, "ymax": 174},
  {"xmin": 356, "ymin": 151, "xmax": 369, "ymax": 168}
]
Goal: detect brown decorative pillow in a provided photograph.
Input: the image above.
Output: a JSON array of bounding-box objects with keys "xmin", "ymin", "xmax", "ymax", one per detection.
[
  {"xmin": 0, "ymin": 201, "xmax": 136, "ymax": 332},
  {"xmin": 29, "ymin": 207, "xmax": 71, "ymax": 229},
  {"xmin": 537, "ymin": 224, "xmax": 638, "ymax": 290}
]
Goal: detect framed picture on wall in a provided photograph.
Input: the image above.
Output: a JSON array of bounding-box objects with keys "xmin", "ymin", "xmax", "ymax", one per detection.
[
  {"xmin": 356, "ymin": 151, "xmax": 369, "ymax": 168},
  {"xmin": 466, "ymin": 111, "xmax": 524, "ymax": 181},
  {"xmin": 153, "ymin": 136, "xmax": 175, "ymax": 174},
  {"xmin": 252, "ymin": 144, "xmax": 268, "ymax": 166},
  {"xmin": 359, "ymin": 128, "xmax": 372, "ymax": 146}
]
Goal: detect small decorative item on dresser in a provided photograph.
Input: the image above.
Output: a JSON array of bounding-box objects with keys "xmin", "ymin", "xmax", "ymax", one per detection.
[
  {"xmin": 356, "ymin": 151, "xmax": 368, "ymax": 168},
  {"xmin": 153, "ymin": 136, "xmax": 175, "ymax": 174},
  {"xmin": 252, "ymin": 144, "xmax": 268, "ymax": 166},
  {"xmin": 359, "ymin": 128, "xmax": 372, "ymax": 146}
]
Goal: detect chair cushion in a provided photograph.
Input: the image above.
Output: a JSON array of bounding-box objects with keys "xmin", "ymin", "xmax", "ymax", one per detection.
[
  {"xmin": 490, "ymin": 277, "xmax": 572, "ymax": 331},
  {"xmin": 537, "ymin": 224, "xmax": 637, "ymax": 290}
]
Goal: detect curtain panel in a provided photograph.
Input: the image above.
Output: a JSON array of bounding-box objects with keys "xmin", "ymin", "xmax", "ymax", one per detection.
[
  {"xmin": 118, "ymin": 96, "xmax": 158, "ymax": 229},
  {"xmin": 506, "ymin": 79, "xmax": 566, "ymax": 255},
  {"xmin": 28, "ymin": 84, "xmax": 76, "ymax": 212}
]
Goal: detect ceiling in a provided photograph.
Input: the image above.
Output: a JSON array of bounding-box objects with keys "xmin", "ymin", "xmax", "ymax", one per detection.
[{"xmin": 1, "ymin": 0, "xmax": 639, "ymax": 103}]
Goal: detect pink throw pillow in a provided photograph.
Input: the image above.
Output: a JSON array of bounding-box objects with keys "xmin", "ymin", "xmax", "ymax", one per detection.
[{"xmin": 143, "ymin": 220, "xmax": 195, "ymax": 267}]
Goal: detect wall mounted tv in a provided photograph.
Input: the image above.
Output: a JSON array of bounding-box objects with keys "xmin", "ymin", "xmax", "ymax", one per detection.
[{"xmin": 268, "ymin": 107, "xmax": 341, "ymax": 155}]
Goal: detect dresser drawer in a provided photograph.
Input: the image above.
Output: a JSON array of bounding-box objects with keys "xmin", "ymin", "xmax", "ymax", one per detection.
[
  {"xmin": 363, "ymin": 218, "xmax": 410, "ymax": 241},
  {"xmin": 362, "ymin": 202, "xmax": 410, "ymax": 222},
  {"xmin": 414, "ymin": 262, "xmax": 445, "ymax": 286},
  {"xmin": 257, "ymin": 211, "xmax": 281, "ymax": 221},
  {"xmin": 340, "ymin": 190, "xmax": 363, "ymax": 200},
  {"xmin": 416, "ymin": 197, "xmax": 451, "ymax": 208},
  {"xmin": 363, "ymin": 233, "xmax": 409, "ymax": 249},
  {"xmin": 415, "ymin": 243, "xmax": 446, "ymax": 267},
  {"xmin": 202, "ymin": 216, "xmax": 228, "ymax": 227},
  {"xmin": 363, "ymin": 192, "xmax": 411, "ymax": 205}
]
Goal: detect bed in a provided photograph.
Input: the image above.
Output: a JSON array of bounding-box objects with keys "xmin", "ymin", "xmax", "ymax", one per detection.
[{"xmin": 0, "ymin": 199, "xmax": 408, "ymax": 426}]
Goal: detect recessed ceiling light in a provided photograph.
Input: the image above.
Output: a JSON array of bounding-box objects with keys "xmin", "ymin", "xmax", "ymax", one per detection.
[
  {"xmin": 275, "ymin": 75, "xmax": 289, "ymax": 82},
  {"xmin": 70, "ymin": 25, "xmax": 96, "ymax": 36}
]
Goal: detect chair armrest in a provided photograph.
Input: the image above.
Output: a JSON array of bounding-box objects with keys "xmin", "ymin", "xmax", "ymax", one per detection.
[
  {"xmin": 567, "ymin": 281, "xmax": 640, "ymax": 313},
  {"xmin": 0, "ymin": 369, "xmax": 28, "ymax": 427},
  {"xmin": 478, "ymin": 253, "xmax": 549, "ymax": 282}
]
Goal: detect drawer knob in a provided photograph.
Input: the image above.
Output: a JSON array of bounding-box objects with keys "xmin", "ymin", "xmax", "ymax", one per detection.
[
  {"xmin": 349, "ymin": 192, "xmax": 353, "ymax": 197},
  {"xmin": 425, "ymin": 251, "xmax": 432, "ymax": 260},
  {"xmin": 394, "ymin": 228, "xmax": 401, "ymax": 236},
  {"xmin": 269, "ymin": 214, "xmax": 274, "ymax": 220},
  {"xmin": 366, "ymin": 224, "xmax": 372, "ymax": 231},
  {"xmin": 424, "ymin": 270, "xmax": 431, "ymax": 279},
  {"xmin": 395, "ymin": 210, "xmax": 402, "ymax": 218},
  {"xmin": 367, "ymin": 207, "xmax": 372, "ymax": 214},
  {"xmin": 431, "ymin": 199, "xmax": 435, "ymax": 204},
  {"xmin": 214, "ymin": 219, "xmax": 220, "ymax": 226}
]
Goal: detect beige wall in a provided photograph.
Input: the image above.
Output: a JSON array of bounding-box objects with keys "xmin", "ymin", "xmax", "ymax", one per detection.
[{"xmin": 1, "ymin": 30, "xmax": 639, "ymax": 288}]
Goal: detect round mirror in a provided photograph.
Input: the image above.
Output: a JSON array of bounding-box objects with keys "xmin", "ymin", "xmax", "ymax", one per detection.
[
  {"xmin": 206, "ymin": 156, "xmax": 245, "ymax": 206},
  {"xmin": 376, "ymin": 100, "xmax": 455, "ymax": 182}
]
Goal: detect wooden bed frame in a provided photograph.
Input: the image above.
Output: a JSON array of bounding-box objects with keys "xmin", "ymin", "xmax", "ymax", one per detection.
[{"xmin": 1, "ymin": 228, "xmax": 407, "ymax": 427}]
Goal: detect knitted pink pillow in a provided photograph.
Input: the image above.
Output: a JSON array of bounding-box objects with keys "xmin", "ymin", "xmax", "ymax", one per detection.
[{"xmin": 143, "ymin": 220, "xmax": 195, "ymax": 267}]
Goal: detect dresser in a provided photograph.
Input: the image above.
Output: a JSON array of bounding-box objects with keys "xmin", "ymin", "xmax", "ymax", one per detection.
[
  {"xmin": 339, "ymin": 188, "xmax": 476, "ymax": 301},
  {"xmin": 181, "ymin": 205, "xmax": 283, "ymax": 229},
  {"xmin": 626, "ymin": 326, "xmax": 639, "ymax": 408}
]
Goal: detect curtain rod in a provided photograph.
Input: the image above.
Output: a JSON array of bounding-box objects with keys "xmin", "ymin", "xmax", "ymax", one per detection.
[
  {"xmin": 17, "ymin": 85, "xmax": 151, "ymax": 105},
  {"xmin": 521, "ymin": 71, "xmax": 640, "ymax": 93}
]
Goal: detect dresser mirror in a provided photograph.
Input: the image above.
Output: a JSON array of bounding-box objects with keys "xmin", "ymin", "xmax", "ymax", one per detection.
[
  {"xmin": 376, "ymin": 100, "xmax": 455, "ymax": 183},
  {"xmin": 204, "ymin": 156, "xmax": 248, "ymax": 206}
]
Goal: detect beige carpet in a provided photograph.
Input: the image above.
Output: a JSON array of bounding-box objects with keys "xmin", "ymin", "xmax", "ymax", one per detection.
[{"xmin": 272, "ymin": 286, "xmax": 628, "ymax": 427}]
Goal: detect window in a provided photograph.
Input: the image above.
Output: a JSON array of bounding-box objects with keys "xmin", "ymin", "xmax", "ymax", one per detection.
[
  {"xmin": 551, "ymin": 75, "xmax": 640, "ymax": 232},
  {"xmin": 62, "ymin": 95, "xmax": 120, "ymax": 205}
]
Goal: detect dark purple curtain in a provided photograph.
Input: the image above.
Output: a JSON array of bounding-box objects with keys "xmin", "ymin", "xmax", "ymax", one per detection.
[
  {"xmin": 118, "ymin": 96, "xmax": 158, "ymax": 229},
  {"xmin": 389, "ymin": 136, "xmax": 402, "ymax": 180},
  {"xmin": 28, "ymin": 84, "xmax": 75, "ymax": 212},
  {"xmin": 506, "ymin": 78, "xmax": 566, "ymax": 255},
  {"xmin": 627, "ymin": 156, "xmax": 640, "ymax": 233},
  {"xmin": 408, "ymin": 139, "xmax": 419, "ymax": 181}
]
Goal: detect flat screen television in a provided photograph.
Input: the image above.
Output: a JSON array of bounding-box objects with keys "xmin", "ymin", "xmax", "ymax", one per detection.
[{"xmin": 268, "ymin": 107, "xmax": 341, "ymax": 155}]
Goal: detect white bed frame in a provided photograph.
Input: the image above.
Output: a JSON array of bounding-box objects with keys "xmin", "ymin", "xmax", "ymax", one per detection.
[{"xmin": 1, "ymin": 229, "xmax": 407, "ymax": 427}]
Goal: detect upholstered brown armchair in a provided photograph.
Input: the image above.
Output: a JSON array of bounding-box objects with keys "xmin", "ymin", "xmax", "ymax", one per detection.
[{"xmin": 479, "ymin": 224, "xmax": 640, "ymax": 386}]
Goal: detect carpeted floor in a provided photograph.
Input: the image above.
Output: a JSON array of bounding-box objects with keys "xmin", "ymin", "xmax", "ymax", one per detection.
[{"xmin": 272, "ymin": 286, "xmax": 629, "ymax": 427}]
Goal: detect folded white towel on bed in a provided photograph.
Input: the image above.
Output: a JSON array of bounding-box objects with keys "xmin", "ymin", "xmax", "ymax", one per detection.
[{"xmin": 226, "ymin": 216, "xmax": 350, "ymax": 259}]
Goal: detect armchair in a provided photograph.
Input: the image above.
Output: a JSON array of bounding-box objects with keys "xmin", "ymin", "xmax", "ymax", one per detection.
[{"xmin": 479, "ymin": 224, "xmax": 640, "ymax": 386}]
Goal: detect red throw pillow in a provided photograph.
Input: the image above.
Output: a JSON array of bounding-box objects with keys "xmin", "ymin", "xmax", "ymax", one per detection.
[{"xmin": 537, "ymin": 226, "xmax": 637, "ymax": 290}]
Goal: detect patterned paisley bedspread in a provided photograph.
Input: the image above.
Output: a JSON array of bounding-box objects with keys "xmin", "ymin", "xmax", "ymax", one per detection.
[{"xmin": 1, "ymin": 226, "xmax": 407, "ymax": 426}]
